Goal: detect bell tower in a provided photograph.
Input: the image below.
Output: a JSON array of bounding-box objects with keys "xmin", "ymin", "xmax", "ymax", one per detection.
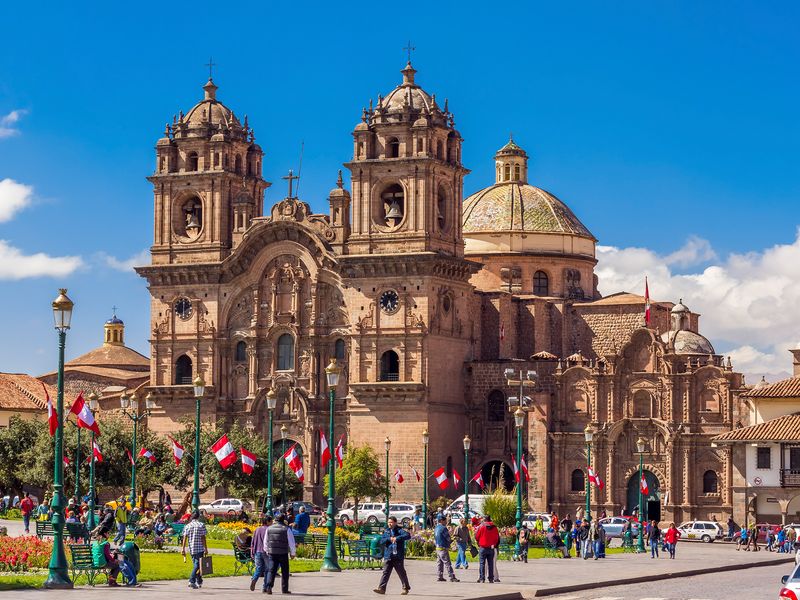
[
  {"xmin": 148, "ymin": 78, "xmax": 270, "ymax": 264},
  {"xmin": 344, "ymin": 62, "xmax": 469, "ymax": 256}
]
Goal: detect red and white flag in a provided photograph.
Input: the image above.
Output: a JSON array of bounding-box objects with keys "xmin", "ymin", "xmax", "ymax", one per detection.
[
  {"xmin": 211, "ymin": 434, "xmax": 237, "ymax": 469},
  {"xmin": 320, "ymin": 431, "xmax": 331, "ymax": 469},
  {"xmin": 511, "ymin": 454, "xmax": 520, "ymax": 483},
  {"xmin": 69, "ymin": 392, "xmax": 100, "ymax": 436},
  {"xmin": 241, "ymin": 447, "xmax": 256, "ymax": 475},
  {"xmin": 520, "ymin": 455, "xmax": 530, "ymax": 482},
  {"xmin": 394, "ymin": 468, "xmax": 404, "ymax": 483},
  {"xmin": 138, "ymin": 448, "xmax": 156, "ymax": 463},
  {"xmin": 644, "ymin": 276, "xmax": 651, "ymax": 326},
  {"xmin": 433, "ymin": 467, "xmax": 449, "ymax": 490},
  {"xmin": 452, "ymin": 468, "xmax": 462, "ymax": 487},
  {"xmin": 471, "ymin": 471, "xmax": 485, "ymax": 489},
  {"xmin": 587, "ymin": 467, "xmax": 604, "ymax": 490},
  {"xmin": 410, "ymin": 466, "xmax": 421, "ymax": 482},
  {"xmin": 126, "ymin": 448, "xmax": 134, "ymax": 465},
  {"xmin": 284, "ymin": 443, "xmax": 304, "ymax": 482},
  {"xmin": 500, "ymin": 322, "xmax": 505, "ymax": 342},
  {"xmin": 335, "ymin": 435, "xmax": 345, "ymax": 468},
  {"xmin": 92, "ymin": 439, "xmax": 103, "ymax": 463},
  {"xmin": 63, "ymin": 455, "xmax": 71, "ymax": 467},
  {"xmin": 640, "ymin": 473, "xmax": 649, "ymax": 495},
  {"xmin": 168, "ymin": 436, "xmax": 184, "ymax": 466},
  {"xmin": 42, "ymin": 383, "xmax": 57, "ymax": 436}
]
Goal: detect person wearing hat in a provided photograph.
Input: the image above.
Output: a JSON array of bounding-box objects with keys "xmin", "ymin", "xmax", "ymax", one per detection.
[{"xmin": 434, "ymin": 515, "xmax": 459, "ymax": 582}]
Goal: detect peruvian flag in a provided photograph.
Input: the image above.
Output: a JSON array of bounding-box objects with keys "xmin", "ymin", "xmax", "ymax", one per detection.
[
  {"xmin": 42, "ymin": 383, "xmax": 57, "ymax": 436},
  {"xmin": 211, "ymin": 434, "xmax": 237, "ymax": 469},
  {"xmin": 69, "ymin": 392, "xmax": 100, "ymax": 436},
  {"xmin": 452, "ymin": 468, "xmax": 462, "ymax": 487},
  {"xmin": 645, "ymin": 276, "xmax": 651, "ymax": 325},
  {"xmin": 587, "ymin": 467, "xmax": 604, "ymax": 490},
  {"xmin": 411, "ymin": 466, "xmax": 421, "ymax": 482},
  {"xmin": 471, "ymin": 471, "xmax": 485, "ymax": 490},
  {"xmin": 335, "ymin": 435, "xmax": 345, "ymax": 468},
  {"xmin": 640, "ymin": 473, "xmax": 649, "ymax": 495},
  {"xmin": 126, "ymin": 448, "xmax": 134, "ymax": 465},
  {"xmin": 168, "ymin": 436, "xmax": 184, "ymax": 466},
  {"xmin": 394, "ymin": 468, "xmax": 404, "ymax": 483},
  {"xmin": 138, "ymin": 448, "xmax": 156, "ymax": 463},
  {"xmin": 433, "ymin": 467, "xmax": 449, "ymax": 490},
  {"xmin": 284, "ymin": 443, "xmax": 304, "ymax": 482},
  {"xmin": 92, "ymin": 439, "xmax": 103, "ymax": 463},
  {"xmin": 511, "ymin": 454, "xmax": 520, "ymax": 483},
  {"xmin": 520, "ymin": 455, "xmax": 530, "ymax": 482},
  {"xmin": 320, "ymin": 431, "xmax": 331, "ymax": 469},
  {"xmin": 63, "ymin": 455, "xmax": 71, "ymax": 467},
  {"xmin": 241, "ymin": 447, "xmax": 256, "ymax": 475}
]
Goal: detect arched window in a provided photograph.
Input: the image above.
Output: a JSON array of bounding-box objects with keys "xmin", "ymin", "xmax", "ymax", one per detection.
[
  {"xmin": 436, "ymin": 187, "xmax": 448, "ymax": 231},
  {"xmin": 514, "ymin": 165, "xmax": 521, "ymax": 180},
  {"xmin": 487, "ymin": 390, "xmax": 506, "ymax": 422},
  {"xmin": 234, "ymin": 154, "xmax": 243, "ymax": 174},
  {"xmin": 533, "ymin": 270, "xmax": 549, "ymax": 296},
  {"xmin": 703, "ymin": 470, "xmax": 718, "ymax": 494},
  {"xmin": 277, "ymin": 334, "xmax": 295, "ymax": 370},
  {"xmin": 379, "ymin": 350, "xmax": 399, "ymax": 381},
  {"xmin": 334, "ymin": 339, "xmax": 346, "ymax": 360},
  {"xmin": 386, "ymin": 137, "xmax": 400, "ymax": 158},
  {"xmin": 571, "ymin": 469, "xmax": 585, "ymax": 492},
  {"xmin": 436, "ymin": 140, "xmax": 443, "ymax": 159},
  {"xmin": 504, "ymin": 165, "xmax": 511, "ymax": 181},
  {"xmin": 235, "ymin": 341, "xmax": 247, "ymax": 363},
  {"xmin": 187, "ymin": 152, "xmax": 198, "ymax": 171},
  {"xmin": 380, "ymin": 184, "xmax": 404, "ymax": 228},
  {"xmin": 633, "ymin": 390, "xmax": 652, "ymax": 418},
  {"xmin": 175, "ymin": 355, "xmax": 193, "ymax": 385}
]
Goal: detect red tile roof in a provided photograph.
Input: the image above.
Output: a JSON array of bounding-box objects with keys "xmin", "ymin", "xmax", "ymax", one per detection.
[
  {"xmin": 712, "ymin": 413, "xmax": 800, "ymax": 443},
  {"xmin": 0, "ymin": 373, "xmax": 53, "ymax": 411},
  {"xmin": 742, "ymin": 376, "xmax": 800, "ymax": 398}
]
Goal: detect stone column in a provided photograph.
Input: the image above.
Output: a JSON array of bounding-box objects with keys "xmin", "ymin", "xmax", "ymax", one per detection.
[{"xmin": 247, "ymin": 346, "xmax": 257, "ymax": 398}]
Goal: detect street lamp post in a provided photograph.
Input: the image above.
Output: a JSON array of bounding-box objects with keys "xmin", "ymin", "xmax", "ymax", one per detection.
[
  {"xmin": 422, "ymin": 430, "xmax": 429, "ymax": 529},
  {"xmin": 120, "ymin": 392, "xmax": 154, "ymax": 506},
  {"xmin": 280, "ymin": 425, "xmax": 288, "ymax": 509},
  {"xmin": 636, "ymin": 436, "xmax": 648, "ymax": 553},
  {"xmin": 513, "ymin": 408, "xmax": 524, "ymax": 557},
  {"xmin": 191, "ymin": 377, "xmax": 205, "ymax": 512},
  {"xmin": 584, "ymin": 424, "xmax": 594, "ymax": 522},
  {"xmin": 463, "ymin": 435, "xmax": 471, "ymax": 519},
  {"xmin": 264, "ymin": 389, "xmax": 277, "ymax": 515},
  {"xmin": 321, "ymin": 358, "xmax": 342, "ymax": 572},
  {"xmin": 384, "ymin": 437, "xmax": 391, "ymax": 523},
  {"xmin": 87, "ymin": 392, "xmax": 99, "ymax": 531},
  {"xmin": 44, "ymin": 289, "xmax": 74, "ymax": 590}
]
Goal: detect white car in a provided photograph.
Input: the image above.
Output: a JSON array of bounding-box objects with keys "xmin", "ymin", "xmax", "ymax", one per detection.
[
  {"xmin": 198, "ymin": 498, "xmax": 251, "ymax": 516},
  {"xmin": 664, "ymin": 520, "xmax": 723, "ymax": 543},
  {"xmin": 337, "ymin": 502, "xmax": 415, "ymax": 526},
  {"xmin": 522, "ymin": 513, "xmax": 552, "ymax": 530},
  {"xmin": 779, "ymin": 561, "xmax": 800, "ymax": 599}
]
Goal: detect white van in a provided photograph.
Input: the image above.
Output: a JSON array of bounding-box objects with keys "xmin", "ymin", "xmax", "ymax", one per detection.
[{"xmin": 445, "ymin": 494, "xmax": 490, "ymax": 516}]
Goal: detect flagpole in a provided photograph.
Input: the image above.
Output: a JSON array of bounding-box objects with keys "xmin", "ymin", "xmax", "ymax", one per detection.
[{"xmin": 87, "ymin": 392, "xmax": 99, "ymax": 531}]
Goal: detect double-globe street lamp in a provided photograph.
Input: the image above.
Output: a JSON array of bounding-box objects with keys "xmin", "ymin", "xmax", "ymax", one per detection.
[
  {"xmin": 636, "ymin": 436, "xmax": 648, "ymax": 553},
  {"xmin": 191, "ymin": 376, "xmax": 205, "ymax": 511},
  {"xmin": 264, "ymin": 388, "xmax": 277, "ymax": 514},
  {"xmin": 321, "ymin": 358, "xmax": 342, "ymax": 572},
  {"xmin": 513, "ymin": 408, "xmax": 524, "ymax": 556},
  {"xmin": 463, "ymin": 435, "xmax": 471, "ymax": 519},
  {"xmin": 86, "ymin": 392, "xmax": 100, "ymax": 530},
  {"xmin": 120, "ymin": 392, "xmax": 155, "ymax": 506},
  {"xmin": 422, "ymin": 430, "xmax": 429, "ymax": 529},
  {"xmin": 584, "ymin": 424, "xmax": 595, "ymax": 522},
  {"xmin": 44, "ymin": 289, "xmax": 74, "ymax": 589},
  {"xmin": 505, "ymin": 368, "xmax": 536, "ymax": 558},
  {"xmin": 280, "ymin": 424, "xmax": 288, "ymax": 508}
]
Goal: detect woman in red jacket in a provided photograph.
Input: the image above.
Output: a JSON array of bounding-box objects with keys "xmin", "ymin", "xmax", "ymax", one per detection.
[{"xmin": 664, "ymin": 523, "xmax": 681, "ymax": 559}]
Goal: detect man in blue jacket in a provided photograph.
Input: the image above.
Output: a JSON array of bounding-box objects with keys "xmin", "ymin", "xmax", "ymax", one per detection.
[
  {"xmin": 434, "ymin": 515, "xmax": 459, "ymax": 582},
  {"xmin": 293, "ymin": 506, "xmax": 311, "ymax": 536},
  {"xmin": 373, "ymin": 516, "xmax": 411, "ymax": 595}
]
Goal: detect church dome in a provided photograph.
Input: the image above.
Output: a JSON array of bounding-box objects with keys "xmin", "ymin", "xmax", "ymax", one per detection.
[
  {"xmin": 661, "ymin": 329, "xmax": 716, "ymax": 355},
  {"xmin": 183, "ymin": 79, "xmax": 242, "ymax": 128},
  {"xmin": 380, "ymin": 63, "xmax": 434, "ymax": 112}
]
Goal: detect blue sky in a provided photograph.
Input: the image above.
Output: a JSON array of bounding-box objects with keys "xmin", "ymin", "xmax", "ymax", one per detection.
[{"xmin": 1, "ymin": 1, "xmax": 799, "ymax": 380}]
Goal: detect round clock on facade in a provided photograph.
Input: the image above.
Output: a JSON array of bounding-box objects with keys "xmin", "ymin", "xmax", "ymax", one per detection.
[
  {"xmin": 379, "ymin": 290, "xmax": 400, "ymax": 314},
  {"xmin": 175, "ymin": 297, "xmax": 193, "ymax": 320}
]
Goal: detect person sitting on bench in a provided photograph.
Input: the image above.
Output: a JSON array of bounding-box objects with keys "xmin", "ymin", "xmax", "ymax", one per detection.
[
  {"xmin": 91, "ymin": 531, "xmax": 121, "ymax": 586},
  {"xmin": 546, "ymin": 528, "xmax": 570, "ymax": 558}
]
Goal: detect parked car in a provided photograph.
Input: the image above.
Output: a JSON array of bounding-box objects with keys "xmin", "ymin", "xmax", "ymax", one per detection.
[
  {"xmin": 337, "ymin": 502, "xmax": 415, "ymax": 526},
  {"xmin": 779, "ymin": 561, "xmax": 800, "ymax": 599},
  {"xmin": 521, "ymin": 513, "xmax": 552, "ymax": 530},
  {"xmin": 663, "ymin": 520, "xmax": 723, "ymax": 543},
  {"xmin": 198, "ymin": 498, "xmax": 251, "ymax": 516},
  {"xmin": 598, "ymin": 516, "xmax": 640, "ymax": 538}
]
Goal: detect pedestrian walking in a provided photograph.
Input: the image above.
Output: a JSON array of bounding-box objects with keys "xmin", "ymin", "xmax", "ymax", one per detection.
[
  {"xmin": 664, "ymin": 522, "xmax": 681, "ymax": 558},
  {"xmin": 181, "ymin": 510, "xmax": 208, "ymax": 589},
  {"xmin": 434, "ymin": 515, "xmax": 459, "ymax": 582},
  {"xmin": 19, "ymin": 493, "xmax": 34, "ymax": 534},
  {"xmin": 766, "ymin": 527, "xmax": 774, "ymax": 552},
  {"xmin": 250, "ymin": 515, "xmax": 273, "ymax": 592},
  {"xmin": 517, "ymin": 524, "xmax": 530, "ymax": 563},
  {"xmin": 593, "ymin": 522, "xmax": 606, "ymax": 559},
  {"xmin": 113, "ymin": 498, "xmax": 128, "ymax": 546},
  {"xmin": 373, "ymin": 516, "xmax": 411, "ymax": 595},
  {"xmin": 737, "ymin": 526, "xmax": 749, "ymax": 550},
  {"xmin": 265, "ymin": 514, "xmax": 296, "ymax": 595},
  {"xmin": 474, "ymin": 515, "xmax": 499, "ymax": 583},
  {"xmin": 727, "ymin": 516, "xmax": 735, "ymax": 540},
  {"xmin": 647, "ymin": 520, "xmax": 661, "ymax": 558},
  {"xmin": 748, "ymin": 524, "xmax": 760, "ymax": 551},
  {"xmin": 453, "ymin": 517, "xmax": 471, "ymax": 569},
  {"xmin": 580, "ymin": 520, "xmax": 593, "ymax": 559}
]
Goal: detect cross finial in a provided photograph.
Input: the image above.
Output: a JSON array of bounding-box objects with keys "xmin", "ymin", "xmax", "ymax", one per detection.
[
  {"xmin": 205, "ymin": 57, "xmax": 216, "ymax": 80},
  {"xmin": 403, "ymin": 40, "xmax": 415, "ymax": 64},
  {"xmin": 112, "ymin": 305, "xmax": 118, "ymax": 317},
  {"xmin": 282, "ymin": 169, "xmax": 299, "ymax": 198}
]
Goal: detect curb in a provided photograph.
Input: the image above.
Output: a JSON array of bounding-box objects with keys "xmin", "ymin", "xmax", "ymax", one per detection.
[{"xmin": 530, "ymin": 555, "xmax": 794, "ymax": 597}]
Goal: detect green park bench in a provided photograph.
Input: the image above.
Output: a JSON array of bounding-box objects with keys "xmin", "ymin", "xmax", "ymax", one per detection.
[
  {"xmin": 232, "ymin": 543, "xmax": 254, "ymax": 575},
  {"xmin": 65, "ymin": 522, "xmax": 90, "ymax": 541},
  {"xmin": 68, "ymin": 543, "xmax": 107, "ymax": 586},
  {"xmin": 497, "ymin": 542, "xmax": 514, "ymax": 560},
  {"xmin": 35, "ymin": 521, "xmax": 62, "ymax": 539},
  {"xmin": 542, "ymin": 537, "xmax": 561, "ymax": 558},
  {"xmin": 165, "ymin": 521, "xmax": 186, "ymax": 544},
  {"xmin": 310, "ymin": 533, "xmax": 344, "ymax": 558},
  {"xmin": 345, "ymin": 540, "xmax": 380, "ymax": 569},
  {"xmin": 621, "ymin": 531, "xmax": 636, "ymax": 553}
]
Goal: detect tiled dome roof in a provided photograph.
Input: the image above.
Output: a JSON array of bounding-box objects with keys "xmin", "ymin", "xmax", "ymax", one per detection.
[
  {"xmin": 661, "ymin": 329, "xmax": 716, "ymax": 355},
  {"xmin": 462, "ymin": 182, "xmax": 594, "ymax": 238},
  {"xmin": 184, "ymin": 80, "xmax": 241, "ymax": 128},
  {"xmin": 379, "ymin": 63, "xmax": 434, "ymax": 113}
]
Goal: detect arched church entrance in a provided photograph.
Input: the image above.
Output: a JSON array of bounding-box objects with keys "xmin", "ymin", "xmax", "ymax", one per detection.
[
  {"xmin": 626, "ymin": 470, "xmax": 661, "ymax": 522},
  {"xmin": 271, "ymin": 438, "xmax": 303, "ymax": 508},
  {"xmin": 482, "ymin": 460, "xmax": 514, "ymax": 492}
]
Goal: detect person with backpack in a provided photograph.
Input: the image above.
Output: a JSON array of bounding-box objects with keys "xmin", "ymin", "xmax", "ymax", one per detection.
[
  {"xmin": 373, "ymin": 516, "xmax": 411, "ymax": 595},
  {"xmin": 474, "ymin": 515, "xmax": 500, "ymax": 583},
  {"xmin": 517, "ymin": 524, "xmax": 530, "ymax": 563}
]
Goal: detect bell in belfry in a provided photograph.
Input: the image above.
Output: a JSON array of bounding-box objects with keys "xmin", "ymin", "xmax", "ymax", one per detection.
[{"xmin": 385, "ymin": 200, "xmax": 403, "ymax": 227}]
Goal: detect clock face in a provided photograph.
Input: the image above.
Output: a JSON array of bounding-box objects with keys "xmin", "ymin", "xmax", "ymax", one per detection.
[
  {"xmin": 175, "ymin": 297, "xmax": 193, "ymax": 320},
  {"xmin": 379, "ymin": 290, "xmax": 400, "ymax": 314}
]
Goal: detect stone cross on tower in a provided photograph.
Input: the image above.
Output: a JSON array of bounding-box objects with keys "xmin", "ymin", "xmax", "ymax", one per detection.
[
  {"xmin": 282, "ymin": 169, "xmax": 299, "ymax": 198},
  {"xmin": 205, "ymin": 57, "xmax": 216, "ymax": 80},
  {"xmin": 403, "ymin": 41, "xmax": 415, "ymax": 63}
]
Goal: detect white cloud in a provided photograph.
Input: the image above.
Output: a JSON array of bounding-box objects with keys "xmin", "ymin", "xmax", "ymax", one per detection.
[
  {"xmin": 100, "ymin": 249, "xmax": 149, "ymax": 272},
  {"xmin": 596, "ymin": 232, "xmax": 800, "ymax": 383},
  {"xmin": 0, "ymin": 109, "xmax": 28, "ymax": 138},
  {"xmin": 0, "ymin": 240, "xmax": 83, "ymax": 280},
  {"xmin": 0, "ymin": 178, "xmax": 34, "ymax": 222}
]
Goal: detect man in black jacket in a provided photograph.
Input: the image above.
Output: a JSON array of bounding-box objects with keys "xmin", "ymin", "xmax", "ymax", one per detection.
[{"xmin": 265, "ymin": 514, "xmax": 296, "ymax": 595}]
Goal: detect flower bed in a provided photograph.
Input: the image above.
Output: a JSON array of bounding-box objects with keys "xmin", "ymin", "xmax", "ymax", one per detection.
[
  {"xmin": 0, "ymin": 536, "xmax": 51, "ymax": 571},
  {"xmin": 306, "ymin": 525, "xmax": 360, "ymax": 540}
]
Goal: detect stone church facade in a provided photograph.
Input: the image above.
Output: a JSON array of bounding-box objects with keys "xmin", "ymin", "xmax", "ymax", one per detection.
[{"xmin": 135, "ymin": 63, "xmax": 747, "ymax": 523}]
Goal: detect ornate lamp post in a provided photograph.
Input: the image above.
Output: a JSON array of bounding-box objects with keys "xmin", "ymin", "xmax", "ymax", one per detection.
[
  {"xmin": 513, "ymin": 408, "xmax": 525, "ymax": 557},
  {"xmin": 384, "ymin": 437, "xmax": 391, "ymax": 523},
  {"xmin": 280, "ymin": 425, "xmax": 288, "ymax": 508},
  {"xmin": 86, "ymin": 392, "xmax": 99, "ymax": 530},
  {"xmin": 422, "ymin": 430, "xmax": 429, "ymax": 529},
  {"xmin": 584, "ymin": 424, "xmax": 595, "ymax": 522},
  {"xmin": 321, "ymin": 358, "xmax": 342, "ymax": 572},
  {"xmin": 264, "ymin": 389, "xmax": 277, "ymax": 514},
  {"xmin": 463, "ymin": 435, "xmax": 471, "ymax": 519},
  {"xmin": 191, "ymin": 377, "xmax": 205, "ymax": 511},
  {"xmin": 120, "ymin": 392, "xmax": 155, "ymax": 506},
  {"xmin": 636, "ymin": 436, "xmax": 648, "ymax": 553},
  {"xmin": 44, "ymin": 289, "xmax": 74, "ymax": 589}
]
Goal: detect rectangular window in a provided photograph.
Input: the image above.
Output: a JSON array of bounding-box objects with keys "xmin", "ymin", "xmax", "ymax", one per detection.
[
  {"xmin": 790, "ymin": 447, "xmax": 800, "ymax": 470},
  {"xmin": 756, "ymin": 446, "xmax": 771, "ymax": 469}
]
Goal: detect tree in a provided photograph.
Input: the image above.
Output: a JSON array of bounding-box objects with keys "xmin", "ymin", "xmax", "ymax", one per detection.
[
  {"xmin": 0, "ymin": 416, "xmax": 45, "ymax": 496},
  {"xmin": 325, "ymin": 444, "xmax": 385, "ymax": 522}
]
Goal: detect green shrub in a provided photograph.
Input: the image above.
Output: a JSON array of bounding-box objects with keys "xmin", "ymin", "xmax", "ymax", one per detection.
[
  {"xmin": 428, "ymin": 496, "xmax": 450, "ymax": 514},
  {"xmin": 481, "ymin": 489, "xmax": 516, "ymax": 528}
]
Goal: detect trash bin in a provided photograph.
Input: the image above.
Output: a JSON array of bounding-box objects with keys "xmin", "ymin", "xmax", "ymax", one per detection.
[{"xmin": 119, "ymin": 541, "xmax": 141, "ymax": 574}]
